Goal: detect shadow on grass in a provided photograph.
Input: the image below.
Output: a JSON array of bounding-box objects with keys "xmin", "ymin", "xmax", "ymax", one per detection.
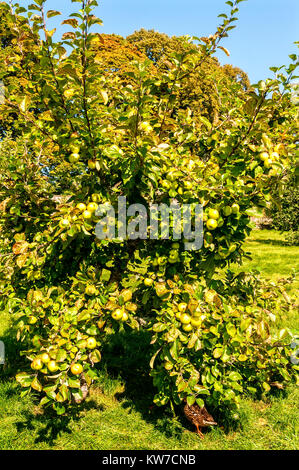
[
  {"xmin": 15, "ymin": 399, "xmax": 103, "ymax": 447},
  {"xmin": 249, "ymin": 238, "xmax": 287, "ymax": 247},
  {"xmin": 99, "ymin": 329, "xmax": 228, "ymax": 440}
]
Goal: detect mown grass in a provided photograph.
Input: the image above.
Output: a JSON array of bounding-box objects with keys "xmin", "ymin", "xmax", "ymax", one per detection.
[{"xmin": 0, "ymin": 229, "xmax": 298, "ymax": 450}]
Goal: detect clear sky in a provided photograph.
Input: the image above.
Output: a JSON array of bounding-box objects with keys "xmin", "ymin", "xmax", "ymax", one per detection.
[{"xmin": 18, "ymin": 0, "xmax": 299, "ymax": 84}]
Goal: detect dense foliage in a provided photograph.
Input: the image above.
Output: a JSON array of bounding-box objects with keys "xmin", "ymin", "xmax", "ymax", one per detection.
[
  {"xmin": 0, "ymin": 0, "xmax": 298, "ymax": 418},
  {"xmin": 267, "ymin": 173, "xmax": 299, "ymax": 245}
]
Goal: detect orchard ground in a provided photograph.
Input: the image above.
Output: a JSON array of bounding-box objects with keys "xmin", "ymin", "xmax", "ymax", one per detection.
[{"xmin": 0, "ymin": 229, "xmax": 298, "ymax": 450}]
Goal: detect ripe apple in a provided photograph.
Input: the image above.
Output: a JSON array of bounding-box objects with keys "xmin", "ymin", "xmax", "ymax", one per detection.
[
  {"xmin": 87, "ymin": 202, "xmax": 98, "ymax": 213},
  {"xmin": 259, "ymin": 151, "xmax": 269, "ymax": 161},
  {"xmin": 71, "ymin": 363, "xmax": 83, "ymax": 375},
  {"xmin": 178, "ymin": 303, "xmax": 187, "ymax": 313},
  {"xmin": 121, "ymin": 311, "xmax": 129, "ymax": 322},
  {"xmin": 59, "ymin": 218, "xmax": 70, "ymax": 229},
  {"xmin": 208, "ymin": 208, "xmax": 219, "ymax": 220},
  {"xmin": 191, "ymin": 317, "xmax": 202, "ymax": 327},
  {"xmin": 144, "ymin": 278, "xmax": 154, "ymax": 287},
  {"xmin": 86, "ymin": 337, "xmax": 97, "ymax": 349},
  {"xmin": 69, "ymin": 153, "xmax": 80, "ymax": 163},
  {"xmin": 83, "ymin": 210, "xmax": 92, "ymax": 220},
  {"xmin": 76, "ymin": 203, "xmax": 86, "ymax": 212},
  {"xmin": 264, "ymin": 158, "xmax": 273, "ymax": 168},
  {"xmin": 47, "ymin": 360, "xmax": 58, "ymax": 373},
  {"xmin": 40, "ymin": 353, "xmax": 50, "ymax": 364},
  {"xmin": 88, "ymin": 160, "xmax": 96, "ymax": 170},
  {"xmin": 182, "ymin": 323, "xmax": 193, "ymax": 332},
  {"xmin": 206, "ymin": 218, "xmax": 218, "ymax": 230},
  {"xmin": 231, "ymin": 203, "xmax": 240, "ymax": 214},
  {"xmin": 31, "ymin": 358, "xmax": 43, "ymax": 370},
  {"xmin": 180, "ymin": 313, "xmax": 191, "ymax": 324},
  {"xmin": 112, "ymin": 309, "xmax": 124, "ymax": 321}
]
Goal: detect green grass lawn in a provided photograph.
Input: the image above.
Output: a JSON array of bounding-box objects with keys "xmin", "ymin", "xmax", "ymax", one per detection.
[{"xmin": 0, "ymin": 230, "xmax": 298, "ymax": 450}]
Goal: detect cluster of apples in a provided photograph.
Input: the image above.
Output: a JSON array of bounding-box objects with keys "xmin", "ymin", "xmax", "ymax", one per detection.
[
  {"xmin": 30, "ymin": 336, "xmax": 97, "ymax": 376},
  {"xmin": 110, "ymin": 289, "xmax": 134, "ymax": 322},
  {"xmin": 152, "ymin": 242, "xmax": 181, "ymax": 269},
  {"xmin": 59, "ymin": 194, "xmax": 102, "ymax": 230},
  {"xmin": 175, "ymin": 302, "xmax": 205, "ymax": 333},
  {"xmin": 203, "ymin": 203, "xmax": 240, "ymax": 232}
]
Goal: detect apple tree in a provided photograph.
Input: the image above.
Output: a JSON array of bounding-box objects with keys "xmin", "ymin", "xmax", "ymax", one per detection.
[{"xmin": 0, "ymin": 0, "xmax": 298, "ymax": 416}]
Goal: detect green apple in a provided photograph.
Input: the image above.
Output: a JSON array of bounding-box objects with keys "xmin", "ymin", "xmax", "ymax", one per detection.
[
  {"xmin": 206, "ymin": 218, "xmax": 218, "ymax": 230},
  {"xmin": 208, "ymin": 208, "xmax": 219, "ymax": 220},
  {"xmin": 112, "ymin": 308, "xmax": 124, "ymax": 321},
  {"xmin": 204, "ymin": 232, "xmax": 213, "ymax": 244},
  {"xmin": 191, "ymin": 317, "xmax": 202, "ymax": 327},
  {"xmin": 184, "ymin": 181, "xmax": 193, "ymax": 190},
  {"xmin": 121, "ymin": 311, "xmax": 129, "ymax": 322},
  {"xmin": 59, "ymin": 218, "xmax": 70, "ymax": 229},
  {"xmin": 88, "ymin": 159, "xmax": 96, "ymax": 170},
  {"xmin": 40, "ymin": 353, "xmax": 50, "ymax": 364},
  {"xmin": 76, "ymin": 203, "xmax": 86, "ymax": 212},
  {"xmin": 231, "ymin": 203, "xmax": 240, "ymax": 214},
  {"xmin": 122, "ymin": 289, "xmax": 132, "ymax": 303},
  {"xmin": 180, "ymin": 313, "xmax": 191, "ymax": 324},
  {"xmin": 83, "ymin": 210, "xmax": 92, "ymax": 220},
  {"xmin": 47, "ymin": 360, "xmax": 58, "ymax": 373},
  {"xmin": 86, "ymin": 337, "xmax": 97, "ymax": 349},
  {"xmin": 259, "ymin": 151, "xmax": 269, "ymax": 161},
  {"xmin": 178, "ymin": 303, "xmax": 188, "ymax": 313},
  {"xmin": 31, "ymin": 358, "xmax": 43, "ymax": 370},
  {"xmin": 222, "ymin": 206, "xmax": 232, "ymax": 217},
  {"xmin": 87, "ymin": 202, "xmax": 98, "ymax": 213},
  {"xmin": 69, "ymin": 153, "xmax": 80, "ymax": 163},
  {"xmin": 264, "ymin": 158, "xmax": 273, "ymax": 168},
  {"xmin": 144, "ymin": 278, "xmax": 154, "ymax": 287},
  {"xmin": 182, "ymin": 323, "xmax": 193, "ymax": 332}
]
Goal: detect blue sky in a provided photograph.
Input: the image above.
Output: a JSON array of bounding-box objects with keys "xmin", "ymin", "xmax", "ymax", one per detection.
[{"xmin": 18, "ymin": 0, "xmax": 298, "ymax": 84}]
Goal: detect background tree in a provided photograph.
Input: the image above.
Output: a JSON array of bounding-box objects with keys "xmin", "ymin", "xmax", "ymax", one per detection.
[{"xmin": 0, "ymin": 0, "xmax": 298, "ymax": 419}]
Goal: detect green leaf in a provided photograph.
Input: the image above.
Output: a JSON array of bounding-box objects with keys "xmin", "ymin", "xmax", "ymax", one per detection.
[
  {"xmin": 100, "ymin": 269, "xmax": 111, "ymax": 282},
  {"xmin": 53, "ymin": 402, "xmax": 66, "ymax": 415},
  {"xmin": 187, "ymin": 395, "xmax": 196, "ymax": 406},
  {"xmin": 195, "ymin": 398, "xmax": 205, "ymax": 407},
  {"xmin": 56, "ymin": 349, "xmax": 67, "ymax": 363}
]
